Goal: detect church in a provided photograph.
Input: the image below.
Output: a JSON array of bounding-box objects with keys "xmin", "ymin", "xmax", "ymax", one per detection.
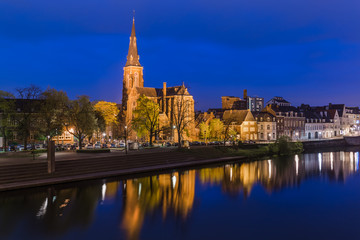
[{"xmin": 120, "ymin": 17, "xmax": 195, "ymax": 142}]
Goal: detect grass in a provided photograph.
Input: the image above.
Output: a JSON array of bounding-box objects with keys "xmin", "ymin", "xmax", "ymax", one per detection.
[{"xmin": 180, "ymin": 145, "xmax": 271, "ymax": 160}]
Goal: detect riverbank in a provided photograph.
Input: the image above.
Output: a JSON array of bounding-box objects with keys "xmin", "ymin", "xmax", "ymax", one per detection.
[
  {"xmin": 0, "ymin": 149, "xmax": 248, "ymax": 192},
  {"xmin": 0, "ymin": 139, "xmax": 306, "ymax": 192}
]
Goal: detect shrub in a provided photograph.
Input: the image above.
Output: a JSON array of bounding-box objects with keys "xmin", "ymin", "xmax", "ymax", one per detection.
[
  {"xmin": 32, "ymin": 149, "xmax": 47, "ymax": 154},
  {"xmin": 76, "ymin": 149, "xmax": 110, "ymax": 153},
  {"xmin": 270, "ymin": 136, "xmax": 303, "ymax": 156}
]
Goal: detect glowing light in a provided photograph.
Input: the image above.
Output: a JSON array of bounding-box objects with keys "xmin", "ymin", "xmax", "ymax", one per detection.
[
  {"xmin": 350, "ymin": 152, "xmax": 354, "ymax": 171},
  {"xmin": 318, "ymin": 153, "xmax": 322, "ymax": 172},
  {"xmin": 355, "ymin": 152, "xmax": 359, "ymax": 171},
  {"xmin": 340, "ymin": 151, "xmax": 345, "ymax": 161},
  {"xmin": 36, "ymin": 198, "xmax": 48, "ymax": 218},
  {"xmin": 268, "ymin": 160, "xmax": 272, "ymax": 179},
  {"xmin": 101, "ymin": 183, "xmax": 107, "ymax": 202},
  {"xmin": 172, "ymin": 175, "xmax": 177, "ymax": 189},
  {"xmin": 295, "ymin": 155, "xmax": 299, "ymax": 176},
  {"xmin": 330, "ymin": 152, "xmax": 334, "ymax": 170}
]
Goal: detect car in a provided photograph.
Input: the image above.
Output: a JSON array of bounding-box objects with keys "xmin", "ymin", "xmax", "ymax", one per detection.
[
  {"xmin": 35, "ymin": 144, "xmax": 43, "ymax": 149},
  {"xmin": 95, "ymin": 144, "xmax": 101, "ymax": 149},
  {"xmin": 17, "ymin": 145, "xmax": 25, "ymax": 151},
  {"xmin": 110, "ymin": 144, "xmax": 116, "ymax": 148},
  {"xmin": 0, "ymin": 146, "xmax": 11, "ymax": 152},
  {"xmin": 118, "ymin": 142, "xmax": 125, "ymax": 148},
  {"xmin": 86, "ymin": 144, "xmax": 94, "ymax": 149}
]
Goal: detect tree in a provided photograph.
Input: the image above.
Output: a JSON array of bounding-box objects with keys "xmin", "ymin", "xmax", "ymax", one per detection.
[
  {"xmin": 172, "ymin": 95, "xmax": 194, "ymax": 148},
  {"xmin": 209, "ymin": 118, "xmax": 224, "ymax": 141},
  {"xmin": 94, "ymin": 101, "xmax": 120, "ymax": 142},
  {"xmin": 223, "ymin": 118, "xmax": 238, "ymax": 145},
  {"xmin": 66, "ymin": 96, "xmax": 97, "ymax": 150},
  {"xmin": 94, "ymin": 110, "xmax": 106, "ymax": 142},
  {"xmin": 132, "ymin": 95, "xmax": 159, "ymax": 146},
  {"xmin": 93, "ymin": 101, "xmax": 119, "ymax": 126},
  {"xmin": 199, "ymin": 122, "xmax": 210, "ymax": 143},
  {"xmin": 38, "ymin": 88, "xmax": 69, "ymax": 140},
  {"xmin": 0, "ymin": 91, "xmax": 15, "ymax": 152},
  {"xmin": 15, "ymin": 85, "xmax": 42, "ymax": 150}
]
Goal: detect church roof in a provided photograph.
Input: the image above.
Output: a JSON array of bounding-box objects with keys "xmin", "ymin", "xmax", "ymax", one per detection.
[
  {"xmin": 157, "ymin": 85, "xmax": 190, "ymax": 96},
  {"xmin": 223, "ymin": 110, "xmax": 255, "ymax": 124},
  {"xmin": 125, "ymin": 17, "xmax": 141, "ymax": 67},
  {"xmin": 136, "ymin": 87, "xmax": 157, "ymax": 97},
  {"xmin": 136, "ymin": 85, "xmax": 191, "ymax": 98}
]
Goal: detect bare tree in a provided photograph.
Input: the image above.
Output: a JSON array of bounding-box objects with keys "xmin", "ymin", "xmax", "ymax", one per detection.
[
  {"xmin": 172, "ymin": 95, "xmax": 194, "ymax": 148},
  {"xmin": 0, "ymin": 91, "xmax": 15, "ymax": 152},
  {"xmin": 15, "ymin": 85, "xmax": 42, "ymax": 150},
  {"xmin": 222, "ymin": 118, "xmax": 238, "ymax": 145}
]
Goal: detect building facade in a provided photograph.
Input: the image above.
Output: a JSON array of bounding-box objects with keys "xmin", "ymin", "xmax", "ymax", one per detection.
[
  {"xmin": 120, "ymin": 18, "xmax": 195, "ymax": 142},
  {"xmin": 254, "ymin": 107, "xmax": 277, "ymax": 141},
  {"xmin": 223, "ymin": 109, "xmax": 258, "ymax": 141}
]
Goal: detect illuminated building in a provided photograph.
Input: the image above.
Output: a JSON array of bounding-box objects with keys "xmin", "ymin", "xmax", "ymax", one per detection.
[{"xmin": 120, "ymin": 17, "xmax": 195, "ymax": 141}]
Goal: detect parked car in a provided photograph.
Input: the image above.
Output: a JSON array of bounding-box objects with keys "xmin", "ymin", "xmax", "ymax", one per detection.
[
  {"xmin": 16, "ymin": 145, "xmax": 25, "ymax": 151},
  {"xmin": 118, "ymin": 142, "xmax": 125, "ymax": 148},
  {"xmin": 86, "ymin": 144, "xmax": 94, "ymax": 149},
  {"xmin": 110, "ymin": 143, "xmax": 116, "ymax": 148},
  {"xmin": 0, "ymin": 146, "xmax": 11, "ymax": 152},
  {"xmin": 95, "ymin": 143, "xmax": 101, "ymax": 149}
]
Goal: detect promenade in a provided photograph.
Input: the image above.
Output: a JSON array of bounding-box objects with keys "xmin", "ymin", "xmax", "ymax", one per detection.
[{"xmin": 0, "ymin": 147, "xmax": 244, "ymax": 192}]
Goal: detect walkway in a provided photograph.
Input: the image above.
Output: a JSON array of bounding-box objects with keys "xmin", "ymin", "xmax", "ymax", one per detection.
[{"xmin": 0, "ymin": 147, "xmax": 244, "ymax": 192}]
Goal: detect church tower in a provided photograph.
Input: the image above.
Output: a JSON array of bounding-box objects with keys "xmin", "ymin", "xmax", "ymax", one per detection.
[{"xmin": 121, "ymin": 17, "xmax": 144, "ymax": 125}]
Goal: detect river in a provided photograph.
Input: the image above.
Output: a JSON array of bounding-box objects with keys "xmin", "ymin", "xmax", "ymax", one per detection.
[{"xmin": 1, "ymin": 149, "xmax": 360, "ymax": 240}]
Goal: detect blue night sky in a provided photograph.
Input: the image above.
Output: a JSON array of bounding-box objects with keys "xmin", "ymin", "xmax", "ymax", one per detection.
[{"xmin": 0, "ymin": 0, "xmax": 360, "ymax": 110}]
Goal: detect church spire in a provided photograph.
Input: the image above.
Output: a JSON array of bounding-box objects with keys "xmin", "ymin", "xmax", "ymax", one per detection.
[{"xmin": 125, "ymin": 15, "xmax": 141, "ymax": 67}]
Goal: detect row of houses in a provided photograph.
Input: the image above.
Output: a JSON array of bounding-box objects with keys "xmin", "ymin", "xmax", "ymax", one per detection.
[{"xmin": 197, "ymin": 96, "xmax": 360, "ymax": 142}]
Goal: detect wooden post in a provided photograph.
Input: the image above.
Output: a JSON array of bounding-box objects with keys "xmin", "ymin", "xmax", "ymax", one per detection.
[{"xmin": 47, "ymin": 140, "xmax": 55, "ymax": 174}]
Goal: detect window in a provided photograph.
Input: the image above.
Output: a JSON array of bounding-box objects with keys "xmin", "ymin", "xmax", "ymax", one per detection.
[
  {"xmin": 267, "ymin": 125, "xmax": 270, "ymax": 130},
  {"xmin": 250, "ymin": 127, "xmax": 255, "ymax": 132}
]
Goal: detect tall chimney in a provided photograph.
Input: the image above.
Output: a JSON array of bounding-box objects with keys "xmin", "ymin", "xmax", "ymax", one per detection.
[
  {"xmin": 162, "ymin": 82, "xmax": 167, "ymax": 113},
  {"xmin": 243, "ymin": 89, "xmax": 247, "ymax": 100}
]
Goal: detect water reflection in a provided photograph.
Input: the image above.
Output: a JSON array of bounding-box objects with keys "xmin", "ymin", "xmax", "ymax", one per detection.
[
  {"xmin": 0, "ymin": 151, "xmax": 359, "ymax": 240},
  {"xmin": 121, "ymin": 170, "xmax": 195, "ymax": 240},
  {"xmin": 199, "ymin": 151, "xmax": 360, "ymax": 197}
]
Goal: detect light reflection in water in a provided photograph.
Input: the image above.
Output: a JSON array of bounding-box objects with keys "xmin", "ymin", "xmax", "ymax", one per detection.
[
  {"xmin": 101, "ymin": 183, "xmax": 106, "ymax": 202},
  {"xmin": 268, "ymin": 160, "xmax": 272, "ymax": 179},
  {"xmin": 295, "ymin": 155, "xmax": 299, "ymax": 176},
  {"xmin": 0, "ymin": 151, "xmax": 359, "ymax": 240}
]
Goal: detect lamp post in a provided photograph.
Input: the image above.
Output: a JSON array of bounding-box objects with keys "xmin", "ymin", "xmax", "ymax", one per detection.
[
  {"xmin": 172, "ymin": 125, "xmax": 176, "ymax": 143},
  {"xmin": 124, "ymin": 126, "xmax": 128, "ymax": 154}
]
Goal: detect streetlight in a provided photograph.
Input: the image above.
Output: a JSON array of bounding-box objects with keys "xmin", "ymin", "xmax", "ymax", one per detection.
[
  {"xmin": 172, "ymin": 125, "xmax": 176, "ymax": 142},
  {"xmin": 124, "ymin": 126, "xmax": 128, "ymax": 154}
]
